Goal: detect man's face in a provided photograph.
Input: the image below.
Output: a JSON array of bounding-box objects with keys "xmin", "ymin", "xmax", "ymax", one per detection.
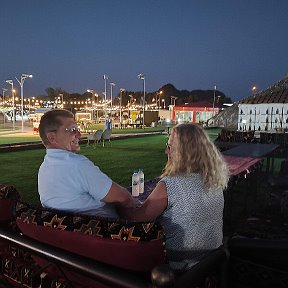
[{"xmin": 47, "ymin": 116, "xmax": 81, "ymax": 152}]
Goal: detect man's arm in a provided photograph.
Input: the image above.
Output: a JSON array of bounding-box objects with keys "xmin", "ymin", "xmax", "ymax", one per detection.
[
  {"xmin": 102, "ymin": 182, "xmax": 135, "ymax": 208},
  {"xmin": 118, "ymin": 181, "xmax": 168, "ymax": 222}
]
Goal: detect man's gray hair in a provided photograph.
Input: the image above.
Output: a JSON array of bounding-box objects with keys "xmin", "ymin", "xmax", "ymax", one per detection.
[{"xmin": 39, "ymin": 109, "xmax": 74, "ymax": 145}]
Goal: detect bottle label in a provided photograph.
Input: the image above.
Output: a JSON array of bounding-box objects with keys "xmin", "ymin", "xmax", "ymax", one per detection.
[
  {"xmin": 132, "ymin": 173, "xmax": 139, "ymax": 197},
  {"xmin": 139, "ymin": 176, "xmax": 144, "ymax": 194}
]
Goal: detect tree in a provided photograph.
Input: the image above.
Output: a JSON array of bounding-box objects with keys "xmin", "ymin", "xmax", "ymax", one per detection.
[{"xmin": 45, "ymin": 87, "xmax": 68, "ymax": 101}]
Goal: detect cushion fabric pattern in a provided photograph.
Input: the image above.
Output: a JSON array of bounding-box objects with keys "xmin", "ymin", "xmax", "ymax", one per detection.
[
  {"xmin": 15, "ymin": 201, "xmax": 164, "ymax": 242},
  {"xmin": 0, "ymin": 185, "xmax": 20, "ymax": 200},
  {"xmin": 15, "ymin": 201, "xmax": 166, "ymax": 271}
]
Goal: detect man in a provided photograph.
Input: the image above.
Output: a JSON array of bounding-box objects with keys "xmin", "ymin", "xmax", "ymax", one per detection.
[{"xmin": 38, "ymin": 109, "xmax": 134, "ymax": 217}]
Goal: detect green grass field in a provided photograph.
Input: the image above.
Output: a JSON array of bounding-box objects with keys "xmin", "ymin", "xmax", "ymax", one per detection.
[
  {"xmin": 0, "ymin": 135, "xmax": 42, "ymax": 145},
  {"xmin": 3, "ymin": 127, "xmax": 280, "ymax": 208},
  {"xmin": 0, "ymin": 127, "xmax": 238, "ymax": 199},
  {"xmin": 0, "ymin": 135, "xmax": 168, "ymax": 205}
]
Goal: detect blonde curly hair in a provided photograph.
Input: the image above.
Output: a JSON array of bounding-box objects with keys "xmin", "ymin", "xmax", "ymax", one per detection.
[{"xmin": 162, "ymin": 123, "xmax": 229, "ymax": 191}]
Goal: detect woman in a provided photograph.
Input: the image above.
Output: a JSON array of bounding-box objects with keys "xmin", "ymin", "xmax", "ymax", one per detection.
[{"xmin": 121, "ymin": 123, "xmax": 229, "ymax": 271}]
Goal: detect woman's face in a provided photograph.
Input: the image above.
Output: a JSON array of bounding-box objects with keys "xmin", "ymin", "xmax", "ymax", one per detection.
[{"xmin": 165, "ymin": 132, "xmax": 175, "ymax": 161}]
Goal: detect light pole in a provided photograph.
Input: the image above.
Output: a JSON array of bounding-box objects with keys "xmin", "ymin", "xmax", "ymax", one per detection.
[
  {"xmin": 87, "ymin": 89, "xmax": 98, "ymax": 121},
  {"xmin": 31, "ymin": 97, "xmax": 35, "ymax": 112},
  {"xmin": 212, "ymin": 85, "xmax": 217, "ymax": 117},
  {"xmin": 95, "ymin": 93, "xmax": 99, "ymax": 123},
  {"xmin": 137, "ymin": 73, "xmax": 145, "ymax": 128},
  {"xmin": 59, "ymin": 93, "xmax": 64, "ymax": 108},
  {"xmin": 87, "ymin": 89, "xmax": 94, "ymax": 118},
  {"xmin": 120, "ymin": 88, "xmax": 125, "ymax": 125},
  {"xmin": 110, "ymin": 83, "xmax": 115, "ymax": 111},
  {"xmin": 128, "ymin": 94, "xmax": 133, "ymax": 120},
  {"xmin": 5, "ymin": 80, "xmax": 15, "ymax": 129},
  {"xmin": 252, "ymin": 86, "xmax": 257, "ymax": 96},
  {"xmin": 103, "ymin": 74, "xmax": 108, "ymax": 119},
  {"xmin": 16, "ymin": 74, "xmax": 33, "ymax": 132},
  {"xmin": 254, "ymin": 107, "xmax": 257, "ymax": 131},
  {"xmin": 157, "ymin": 90, "xmax": 163, "ymax": 109},
  {"xmin": 28, "ymin": 98, "xmax": 31, "ymax": 113},
  {"xmin": 2, "ymin": 88, "xmax": 8, "ymax": 126},
  {"xmin": 2, "ymin": 88, "xmax": 7, "ymax": 107}
]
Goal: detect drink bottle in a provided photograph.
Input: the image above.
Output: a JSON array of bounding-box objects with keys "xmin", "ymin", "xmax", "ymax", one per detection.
[
  {"xmin": 138, "ymin": 169, "xmax": 144, "ymax": 194},
  {"xmin": 132, "ymin": 170, "xmax": 139, "ymax": 197}
]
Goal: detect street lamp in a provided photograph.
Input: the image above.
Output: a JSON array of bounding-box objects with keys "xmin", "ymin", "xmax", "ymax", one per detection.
[
  {"xmin": 137, "ymin": 73, "xmax": 145, "ymax": 128},
  {"xmin": 128, "ymin": 95, "xmax": 134, "ymax": 119},
  {"xmin": 28, "ymin": 98, "xmax": 31, "ymax": 113},
  {"xmin": 87, "ymin": 89, "xmax": 98, "ymax": 121},
  {"xmin": 59, "ymin": 93, "xmax": 64, "ymax": 108},
  {"xmin": 212, "ymin": 85, "xmax": 217, "ymax": 117},
  {"xmin": 252, "ymin": 86, "xmax": 257, "ymax": 96},
  {"xmin": 2, "ymin": 88, "xmax": 7, "ymax": 106},
  {"xmin": 16, "ymin": 73, "xmax": 33, "ymax": 132},
  {"xmin": 110, "ymin": 82, "xmax": 116, "ymax": 112},
  {"xmin": 120, "ymin": 88, "xmax": 125, "ymax": 125},
  {"xmin": 5, "ymin": 80, "xmax": 15, "ymax": 129},
  {"xmin": 31, "ymin": 97, "xmax": 35, "ymax": 111},
  {"xmin": 2, "ymin": 88, "xmax": 8, "ymax": 126},
  {"xmin": 157, "ymin": 90, "xmax": 163, "ymax": 109},
  {"xmin": 94, "ymin": 93, "xmax": 99, "ymax": 122},
  {"xmin": 103, "ymin": 74, "xmax": 108, "ymax": 119}
]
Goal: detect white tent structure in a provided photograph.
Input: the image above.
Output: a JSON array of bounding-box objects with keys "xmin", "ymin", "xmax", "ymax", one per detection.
[{"xmin": 238, "ymin": 75, "xmax": 288, "ymax": 132}]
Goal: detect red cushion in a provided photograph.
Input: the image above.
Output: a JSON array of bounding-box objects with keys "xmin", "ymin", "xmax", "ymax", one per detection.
[
  {"xmin": 15, "ymin": 202, "xmax": 166, "ymax": 271},
  {"xmin": 17, "ymin": 221, "xmax": 165, "ymax": 271}
]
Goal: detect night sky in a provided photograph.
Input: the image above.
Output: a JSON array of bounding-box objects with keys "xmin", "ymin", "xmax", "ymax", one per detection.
[{"xmin": 1, "ymin": 0, "xmax": 288, "ymax": 101}]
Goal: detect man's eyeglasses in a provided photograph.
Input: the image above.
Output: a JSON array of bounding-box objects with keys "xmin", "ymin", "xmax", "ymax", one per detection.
[
  {"xmin": 166, "ymin": 142, "xmax": 172, "ymax": 150},
  {"xmin": 65, "ymin": 127, "xmax": 80, "ymax": 133}
]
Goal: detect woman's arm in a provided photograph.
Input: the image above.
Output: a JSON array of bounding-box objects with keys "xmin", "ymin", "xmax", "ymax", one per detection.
[{"xmin": 118, "ymin": 181, "xmax": 168, "ymax": 222}]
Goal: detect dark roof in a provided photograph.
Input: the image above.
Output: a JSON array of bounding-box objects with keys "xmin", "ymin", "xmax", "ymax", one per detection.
[{"xmin": 240, "ymin": 75, "xmax": 288, "ymax": 104}]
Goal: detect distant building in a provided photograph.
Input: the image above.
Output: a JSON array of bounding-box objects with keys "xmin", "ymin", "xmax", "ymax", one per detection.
[
  {"xmin": 238, "ymin": 75, "xmax": 288, "ymax": 131},
  {"xmin": 172, "ymin": 101, "xmax": 220, "ymax": 124}
]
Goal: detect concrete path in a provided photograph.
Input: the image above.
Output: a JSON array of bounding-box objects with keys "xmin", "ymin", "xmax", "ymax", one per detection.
[
  {"xmin": 0, "ymin": 129, "xmax": 165, "ymax": 152},
  {"xmin": 0, "ymin": 127, "xmax": 166, "ymax": 138},
  {"xmin": 0, "ymin": 125, "xmax": 34, "ymax": 136}
]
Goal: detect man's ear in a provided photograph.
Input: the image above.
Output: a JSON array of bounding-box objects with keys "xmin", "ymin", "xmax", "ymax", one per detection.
[{"xmin": 46, "ymin": 131, "xmax": 56, "ymax": 144}]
